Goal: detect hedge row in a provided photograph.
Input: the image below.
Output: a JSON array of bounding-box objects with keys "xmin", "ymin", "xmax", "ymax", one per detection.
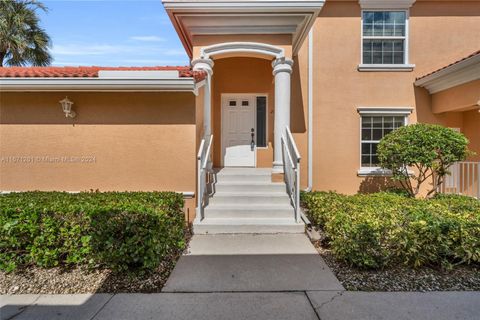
[
  {"xmin": 301, "ymin": 192, "xmax": 480, "ymax": 269},
  {"xmin": 0, "ymin": 192, "xmax": 186, "ymax": 272}
]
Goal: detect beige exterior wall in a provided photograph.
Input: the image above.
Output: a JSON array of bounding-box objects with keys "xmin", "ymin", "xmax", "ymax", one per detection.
[
  {"xmin": 432, "ymin": 80, "xmax": 480, "ymax": 114},
  {"xmin": 0, "ymin": 92, "xmax": 197, "ymax": 219},
  {"xmin": 463, "ymin": 109, "xmax": 480, "ymax": 161},
  {"xmin": 308, "ymin": 0, "xmax": 480, "ymax": 194}
]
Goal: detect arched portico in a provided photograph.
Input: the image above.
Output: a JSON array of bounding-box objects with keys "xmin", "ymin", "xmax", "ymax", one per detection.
[{"xmin": 192, "ymin": 42, "xmax": 293, "ymax": 173}]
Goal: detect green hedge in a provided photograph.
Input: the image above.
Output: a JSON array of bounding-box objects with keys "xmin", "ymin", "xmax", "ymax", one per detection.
[
  {"xmin": 0, "ymin": 192, "xmax": 186, "ymax": 272},
  {"xmin": 301, "ymin": 191, "xmax": 480, "ymax": 269}
]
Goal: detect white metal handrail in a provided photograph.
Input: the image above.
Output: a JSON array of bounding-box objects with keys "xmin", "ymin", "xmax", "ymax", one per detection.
[
  {"xmin": 281, "ymin": 126, "xmax": 301, "ymax": 222},
  {"xmin": 196, "ymin": 134, "xmax": 213, "ymax": 221},
  {"xmin": 438, "ymin": 161, "xmax": 480, "ymax": 199}
]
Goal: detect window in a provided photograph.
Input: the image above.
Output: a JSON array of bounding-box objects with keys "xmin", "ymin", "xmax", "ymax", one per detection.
[
  {"xmin": 357, "ymin": 107, "xmax": 412, "ymax": 175},
  {"xmin": 361, "ymin": 115, "xmax": 405, "ymax": 167},
  {"xmin": 362, "ymin": 11, "xmax": 406, "ymax": 65},
  {"xmin": 256, "ymin": 96, "xmax": 267, "ymax": 148},
  {"xmin": 360, "ymin": 9, "xmax": 414, "ymax": 71}
]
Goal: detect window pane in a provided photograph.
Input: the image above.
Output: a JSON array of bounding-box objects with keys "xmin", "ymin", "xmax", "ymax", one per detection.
[
  {"xmin": 362, "ymin": 155, "xmax": 372, "ymax": 167},
  {"xmin": 372, "ymin": 117, "xmax": 382, "ymax": 128},
  {"xmin": 363, "ymin": 11, "xmax": 374, "ymax": 24},
  {"xmin": 362, "ymin": 143, "xmax": 372, "ymax": 155},
  {"xmin": 256, "ymin": 96, "xmax": 267, "ymax": 147},
  {"xmin": 362, "ymin": 116, "xmax": 372, "ymax": 128},
  {"xmin": 372, "ymin": 128, "xmax": 383, "ymax": 140},
  {"xmin": 362, "ymin": 128, "xmax": 372, "ymax": 140},
  {"xmin": 371, "ymin": 155, "xmax": 380, "ymax": 166}
]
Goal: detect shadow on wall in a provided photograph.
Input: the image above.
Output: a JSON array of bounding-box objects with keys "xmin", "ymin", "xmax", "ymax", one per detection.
[
  {"xmin": 0, "ymin": 92, "xmax": 196, "ymax": 125},
  {"xmin": 290, "ymin": 55, "xmax": 306, "ymax": 134},
  {"xmin": 358, "ymin": 176, "xmax": 397, "ymax": 194}
]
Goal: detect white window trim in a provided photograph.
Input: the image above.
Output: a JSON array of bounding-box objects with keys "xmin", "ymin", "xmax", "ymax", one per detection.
[
  {"xmin": 358, "ymin": 9, "xmax": 415, "ymax": 72},
  {"xmin": 357, "ymin": 107, "xmax": 413, "ymax": 176}
]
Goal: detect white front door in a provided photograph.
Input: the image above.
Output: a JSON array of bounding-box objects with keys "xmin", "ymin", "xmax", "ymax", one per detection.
[{"xmin": 222, "ymin": 95, "xmax": 256, "ymax": 167}]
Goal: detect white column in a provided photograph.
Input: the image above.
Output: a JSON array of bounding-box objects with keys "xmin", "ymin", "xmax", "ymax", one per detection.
[
  {"xmin": 272, "ymin": 58, "xmax": 293, "ymax": 173},
  {"xmin": 192, "ymin": 58, "xmax": 214, "ymax": 136}
]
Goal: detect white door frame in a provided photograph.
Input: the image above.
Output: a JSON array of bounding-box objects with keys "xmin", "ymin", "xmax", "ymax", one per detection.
[{"xmin": 221, "ymin": 93, "xmax": 268, "ymax": 167}]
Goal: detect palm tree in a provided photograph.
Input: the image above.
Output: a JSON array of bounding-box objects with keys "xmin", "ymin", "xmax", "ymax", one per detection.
[{"xmin": 0, "ymin": 0, "xmax": 52, "ymax": 67}]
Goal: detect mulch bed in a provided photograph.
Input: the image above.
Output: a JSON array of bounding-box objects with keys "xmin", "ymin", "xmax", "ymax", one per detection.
[
  {"xmin": 312, "ymin": 240, "xmax": 480, "ymax": 292},
  {"xmin": 0, "ymin": 230, "xmax": 191, "ymax": 295}
]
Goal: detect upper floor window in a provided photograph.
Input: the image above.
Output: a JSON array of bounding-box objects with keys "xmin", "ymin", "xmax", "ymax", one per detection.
[
  {"xmin": 359, "ymin": 9, "xmax": 414, "ymax": 71},
  {"xmin": 362, "ymin": 11, "xmax": 406, "ymax": 64}
]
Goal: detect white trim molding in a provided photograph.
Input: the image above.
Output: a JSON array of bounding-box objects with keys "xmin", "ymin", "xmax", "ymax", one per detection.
[
  {"xmin": 200, "ymin": 42, "xmax": 285, "ymax": 60},
  {"xmin": 0, "ymin": 78, "xmax": 198, "ymax": 92},
  {"xmin": 359, "ymin": 0, "xmax": 416, "ymax": 9},
  {"xmin": 162, "ymin": 0, "xmax": 325, "ymax": 57},
  {"xmin": 358, "ymin": 64, "xmax": 415, "ymax": 72},
  {"xmin": 414, "ymin": 53, "xmax": 480, "ymax": 94},
  {"xmin": 357, "ymin": 107, "xmax": 413, "ymax": 115}
]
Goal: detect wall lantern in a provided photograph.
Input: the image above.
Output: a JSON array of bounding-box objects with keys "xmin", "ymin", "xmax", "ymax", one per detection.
[{"xmin": 59, "ymin": 96, "xmax": 76, "ymax": 118}]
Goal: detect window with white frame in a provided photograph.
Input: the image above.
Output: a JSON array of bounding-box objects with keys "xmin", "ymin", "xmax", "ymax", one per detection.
[
  {"xmin": 362, "ymin": 11, "xmax": 407, "ymax": 65},
  {"xmin": 357, "ymin": 108, "xmax": 413, "ymax": 173},
  {"xmin": 361, "ymin": 115, "xmax": 406, "ymax": 167}
]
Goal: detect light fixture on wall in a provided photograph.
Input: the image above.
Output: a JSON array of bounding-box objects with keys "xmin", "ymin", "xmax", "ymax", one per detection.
[{"xmin": 59, "ymin": 97, "xmax": 76, "ymax": 118}]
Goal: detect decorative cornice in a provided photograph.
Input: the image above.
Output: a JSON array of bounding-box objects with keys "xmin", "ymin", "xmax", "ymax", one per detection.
[
  {"xmin": 201, "ymin": 42, "xmax": 285, "ymax": 60},
  {"xmin": 414, "ymin": 54, "xmax": 480, "ymax": 94},
  {"xmin": 359, "ymin": 0, "xmax": 416, "ymax": 9},
  {"xmin": 357, "ymin": 107, "xmax": 413, "ymax": 115}
]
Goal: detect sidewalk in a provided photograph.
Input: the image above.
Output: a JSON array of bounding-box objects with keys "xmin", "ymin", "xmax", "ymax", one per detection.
[{"xmin": 3, "ymin": 291, "xmax": 480, "ymax": 320}]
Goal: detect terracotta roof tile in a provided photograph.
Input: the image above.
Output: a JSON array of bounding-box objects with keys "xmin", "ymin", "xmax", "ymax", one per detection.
[
  {"xmin": 0, "ymin": 66, "xmax": 206, "ymax": 81},
  {"xmin": 416, "ymin": 50, "xmax": 480, "ymax": 81}
]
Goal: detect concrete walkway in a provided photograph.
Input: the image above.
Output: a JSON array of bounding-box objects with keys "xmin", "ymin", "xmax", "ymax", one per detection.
[
  {"xmin": 3, "ymin": 292, "xmax": 480, "ymax": 320},
  {"xmin": 162, "ymin": 234, "xmax": 343, "ymax": 292}
]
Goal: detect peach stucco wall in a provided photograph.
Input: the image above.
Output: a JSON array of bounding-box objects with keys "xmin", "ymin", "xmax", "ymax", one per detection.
[
  {"xmin": 309, "ymin": 0, "xmax": 480, "ymax": 194},
  {"xmin": 463, "ymin": 109, "xmax": 480, "ymax": 161},
  {"xmin": 0, "ymin": 92, "xmax": 197, "ymax": 219},
  {"xmin": 432, "ymin": 80, "xmax": 480, "ymax": 114}
]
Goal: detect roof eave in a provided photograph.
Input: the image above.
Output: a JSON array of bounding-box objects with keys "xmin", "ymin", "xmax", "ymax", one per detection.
[
  {"xmin": 0, "ymin": 78, "xmax": 197, "ymax": 92},
  {"xmin": 415, "ymin": 54, "xmax": 480, "ymax": 94}
]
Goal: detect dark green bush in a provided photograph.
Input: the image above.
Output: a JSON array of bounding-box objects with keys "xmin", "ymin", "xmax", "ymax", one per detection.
[
  {"xmin": 0, "ymin": 192, "xmax": 185, "ymax": 272},
  {"xmin": 301, "ymin": 191, "xmax": 480, "ymax": 269}
]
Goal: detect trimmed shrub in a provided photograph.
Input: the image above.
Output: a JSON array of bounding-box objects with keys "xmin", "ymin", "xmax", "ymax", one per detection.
[
  {"xmin": 377, "ymin": 123, "xmax": 471, "ymax": 198},
  {"xmin": 301, "ymin": 191, "xmax": 480, "ymax": 269},
  {"xmin": 0, "ymin": 192, "xmax": 185, "ymax": 272}
]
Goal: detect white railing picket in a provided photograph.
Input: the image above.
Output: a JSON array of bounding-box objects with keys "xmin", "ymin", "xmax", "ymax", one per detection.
[
  {"xmin": 439, "ymin": 161, "xmax": 480, "ymax": 199},
  {"xmin": 196, "ymin": 134, "xmax": 213, "ymax": 221},
  {"xmin": 281, "ymin": 126, "xmax": 301, "ymax": 222}
]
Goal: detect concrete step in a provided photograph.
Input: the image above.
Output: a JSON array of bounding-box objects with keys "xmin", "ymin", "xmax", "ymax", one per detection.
[
  {"xmin": 208, "ymin": 192, "xmax": 291, "ymax": 205},
  {"xmin": 213, "ymin": 182, "xmax": 286, "ymax": 193},
  {"xmin": 214, "ymin": 173, "xmax": 271, "ymax": 183},
  {"xmin": 193, "ymin": 219, "xmax": 305, "ymax": 234},
  {"xmin": 204, "ymin": 205, "xmax": 294, "ymax": 219},
  {"xmin": 214, "ymin": 168, "xmax": 272, "ymax": 176}
]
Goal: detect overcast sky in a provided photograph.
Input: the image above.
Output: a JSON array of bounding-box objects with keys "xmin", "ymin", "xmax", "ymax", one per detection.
[{"xmin": 40, "ymin": 0, "xmax": 189, "ymax": 67}]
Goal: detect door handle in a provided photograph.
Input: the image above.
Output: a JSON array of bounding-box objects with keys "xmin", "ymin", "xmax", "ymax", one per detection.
[{"xmin": 251, "ymin": 128, "xmax": 255, "ymax": 150}]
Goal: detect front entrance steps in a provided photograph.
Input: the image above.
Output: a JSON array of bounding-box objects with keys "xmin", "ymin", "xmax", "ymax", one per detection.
[{"xmin": 193, "ymin": 168, "xmax": 304, "ymax": 234}]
